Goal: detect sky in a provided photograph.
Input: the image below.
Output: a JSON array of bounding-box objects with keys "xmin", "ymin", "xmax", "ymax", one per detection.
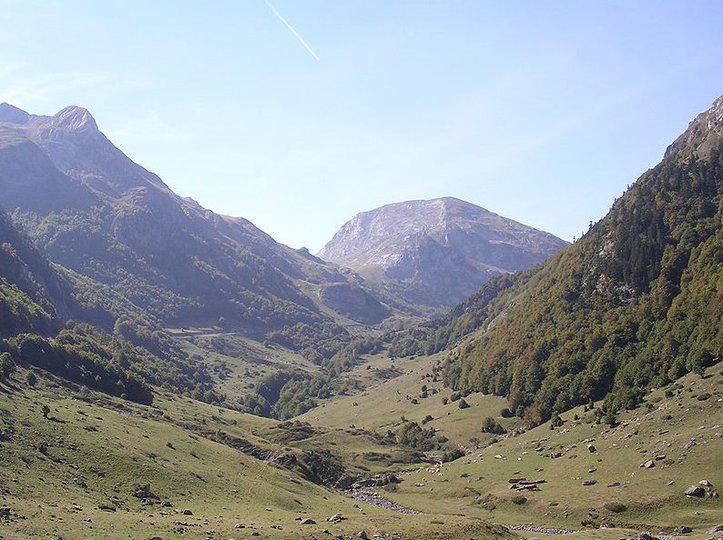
[{"xmin": 1, "ymin": 1, "xmax": 722, "ymax": 251}]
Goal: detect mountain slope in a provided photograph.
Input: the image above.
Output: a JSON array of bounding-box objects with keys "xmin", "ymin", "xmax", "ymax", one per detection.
[
  {"xmin": 318, "ymin": 197, "xmax": 568, "ymax": 308},
  {"xmin": 0, "ymin": 104, "xmax": 397, "ymax": 343},
  {"xmin": 442, "ymin": 95, "xmax": 723, "ymax": 423},
  {"xmin": 0, "ymin": 209, "xmax": 71, "ymax": 336}
]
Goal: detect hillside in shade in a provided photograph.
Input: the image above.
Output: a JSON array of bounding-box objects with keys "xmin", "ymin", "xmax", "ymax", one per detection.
[{"xmin": 0, "ymin": 103, "xmax": 399, "ymax": 343}]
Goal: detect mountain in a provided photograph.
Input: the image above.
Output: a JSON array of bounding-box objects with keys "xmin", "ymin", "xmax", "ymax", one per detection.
[
  {"xmin": 0, "ymin": 103, "xmax": 399, "ymax": 344},
  {"xmin": 434, "ymin": 95, "xmax": 723, "ymax": 424},
  {"xmin": 318, "ymin": 197, "xmax": 568, "ymax": 308}
]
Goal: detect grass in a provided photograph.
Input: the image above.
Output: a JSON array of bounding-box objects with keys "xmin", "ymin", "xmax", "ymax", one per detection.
[
  {"xmin": 299, "ymin": 350, "xmax": 522, "ymax": 449},
  {"xmin": 377, "ymin": 364, "xmax": 723, "ymax": 537},
  {"xmin": 0, "ymin": 365, "xmax": 508, "ymax": 539}
]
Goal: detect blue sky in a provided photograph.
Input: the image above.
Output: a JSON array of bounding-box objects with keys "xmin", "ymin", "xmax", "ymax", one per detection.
[{"xmin": 1, "ymin": 1, "xmax": 722, "ymax": 251}]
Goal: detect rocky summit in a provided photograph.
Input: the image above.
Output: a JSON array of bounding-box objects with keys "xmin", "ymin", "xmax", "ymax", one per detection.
[{"xmin": 318, "ymin": 197, "xmax": 568, "ymax": 308}]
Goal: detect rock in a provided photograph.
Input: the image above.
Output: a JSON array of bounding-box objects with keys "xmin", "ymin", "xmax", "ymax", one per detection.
[
  {"xmin": 182, "ymin": 509, "xmax": 193, "ymax": 515},
  {"xmin": 685, "ymin": 485, "xmax": 705, "ymax": 497},
  {"xmin": 234, "ymin": 523, "xmax": 245, "ymax": 529},
  {"xmin": 654, "ymin": 454, "xmax": 666, "ymax": 460},
  {"xmin": 607, "ymin": 482, "xmax": 621, "ymax": 487},
  {"xmin": 682, "ymin": 440, "xmax": 696, "ymax": 450},
  {"xmin": 708, "ymin": 525, "xmax": 723, "ymax": 535},
  {"xmin": 582, "ymin": 479, "xmax": 597, "ymax": 486},
  {"xmin": 636, "ymin": 534, "xmax": 660, "ymax": 540},
  {"xmin": 587, "ymin": 444, "xmax": 597, "ymax": 453},
  {"xmin": 327, "ymin": 514, "xmax": 345, "ymax": 523},
  {"xmin": 641, "ymin": 460, "xmax": 655, "ymax": 468},
  {"xmin": 358, "ymin": 531, "xmax": 369, "ymax": 540},
  {"xmin": 132, "ymin": 483, "xmax": 159, "ymax": 500},
  {"xmin": 588, "ymin": 467, "xmax": 597, "ymax": 473},
  {"xmin": 674, "ymin": 525, "xmax": 693, "ymax": 534},
  {"xmin": 700, "ymin": 479, "xmax": 713, "ymax": 486},
  {"xmin": 300, "ymin": 518, "xmax": 316, "ymax": 525}
]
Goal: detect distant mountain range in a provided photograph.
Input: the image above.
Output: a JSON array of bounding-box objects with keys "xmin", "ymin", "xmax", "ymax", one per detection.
[{"xmin": 318, "ymin": 197, "xmax": 568, "ymax": 308}]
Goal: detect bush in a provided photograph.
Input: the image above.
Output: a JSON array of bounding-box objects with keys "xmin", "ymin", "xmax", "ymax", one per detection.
[
  {"xmin": 26, "ymin": 371, "xmax": 37, "ymax": 387},
  {"xmin": 0, "ymin": 352, "xmax": 14, "ymax": 381},
  {"xmin": 499, "ymin": 407, "xmax": 513, "ymax": 418},
  {"xmin": 511, "ymin": 495, "xmax": 527, "ymax": 505},
  {"xmin": 603, "ymin": 502, "xmax": 627, "ymax": 513},
  {"xmin": 482, "ymin": 417, "xmax": 506, "ymax": 434},
  {"xmin": 458, "ymin": 398, "xmax": 470, "ymax": 409},
  {"xmin": 442, "ymin": 449, "xmax": 465, "ymax": 462}
]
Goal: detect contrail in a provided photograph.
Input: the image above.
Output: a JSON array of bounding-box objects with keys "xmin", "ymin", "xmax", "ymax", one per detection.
[{"xmin": 263, "ymin": 0, "xmax": 320, "ymax": 61}]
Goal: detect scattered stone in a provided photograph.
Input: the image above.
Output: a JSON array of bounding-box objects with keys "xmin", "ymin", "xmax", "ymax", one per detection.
[
  {"xmin": 234, "ymin": 523, "xmax": 245, "ymax": 529},
  {"xmin": 299, "ymin": 518, "xmax": 316, "ymax": 525},
  {"xmin": 674, "ymin": 525, "xmax": 693, "ymax": 534},
  {"xmin": 641, "ymin": 460, "xmax": 655, "ymax": 468},
  {"xmin": 685, "ymin": 485, "xmax": 705, "ymax": 497},
  {"xmin": 358, "ymin": 531, "xmax": 369, "ymax": 540},
  {"xmin": 700, "ymin": 479, "xmax": 713, "ymax": 487},
  {"xmin": 587, "ymin": 444, "xmax": 597, "ymax": 453},
  {"xmin": 582, "ymin": 479, "xmax": 597, "ymax": 486},
  {"xmin": 182, "ymin": 509, "xmax": 193, "ymax": 515},
  {"xmin": 327, "ymin": 514, "xmax": 345, "ymax": 523},
  {"xmin": 607, "ymin": 482, "xmax": 621, "ymax": 487}
]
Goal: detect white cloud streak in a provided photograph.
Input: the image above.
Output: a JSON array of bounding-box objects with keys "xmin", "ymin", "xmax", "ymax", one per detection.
[{"xmin": 263, "ymin": 0, "xmax": 320, "ymax": 61}]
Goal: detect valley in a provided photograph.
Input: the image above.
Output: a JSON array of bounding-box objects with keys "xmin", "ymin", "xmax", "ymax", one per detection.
[{"xmin": 0, "ymin": 80, "xmax": 721, "ymax": 540}]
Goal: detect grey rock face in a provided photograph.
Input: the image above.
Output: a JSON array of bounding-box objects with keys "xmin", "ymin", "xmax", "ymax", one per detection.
[{"xmin": 318, "ymin": 197, "xmax": 568, "ymax": 307}]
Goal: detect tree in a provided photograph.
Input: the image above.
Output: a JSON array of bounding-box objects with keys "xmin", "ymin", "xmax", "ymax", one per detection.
[
  {"xmin": 482, "ymin": 417, "xmax": 506, "ymax": 434},
  {"xmin": 0, "ymin": 352, "xmax": 14, "ymax": 381}
]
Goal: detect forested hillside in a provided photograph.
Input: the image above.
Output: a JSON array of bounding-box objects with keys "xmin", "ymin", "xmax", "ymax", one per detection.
[
  {"xmin": 0, "ymin": 103, "xmax": 405, "ymax": 347},
  {"xmin": 443, "ymin": 96, "xmax": 723, "ymax": 424}
]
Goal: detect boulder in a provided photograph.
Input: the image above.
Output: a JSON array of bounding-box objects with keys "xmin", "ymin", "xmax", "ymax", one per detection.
[
  {"xmin": 641, "ymin": 460, "xmax": 655, "ymax": 468},
  {"xmin": 300, "ymin": 518, "xmax": 316, "ymax": 525},
  {"xmin": 685, "ymin": 485, "xmax": 705, "ymax": 497},
  {"xmin": 587, "ymin": 444, "xmax": 597, "ymax": 453}
]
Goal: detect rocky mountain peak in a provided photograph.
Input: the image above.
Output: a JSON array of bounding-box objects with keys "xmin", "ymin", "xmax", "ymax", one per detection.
[
  {"xmin": 319, "ymin": 197, "xmax": 568, "ymax": 308},
  {"xmin": 51, "ymin": 106, "xmax": 98, "ymax": 132}
]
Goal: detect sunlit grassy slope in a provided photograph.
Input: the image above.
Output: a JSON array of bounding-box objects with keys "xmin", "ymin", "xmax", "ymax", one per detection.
[
  {"xmin": 378, "ymin": 364, "xmax": 723, "ymax": 536},
  {"xmin": 0, "ymin": 365, "xmax": 509, "ymax": 539},
  {"xmin": 299, "ymin": 350, "xmax": 522, "ymax": 449}
]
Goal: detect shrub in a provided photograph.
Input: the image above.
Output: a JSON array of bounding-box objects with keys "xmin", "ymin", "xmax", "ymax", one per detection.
[
  {"xmin": 0, "ymin": 352, "xmax": 14, "ymax": 381},
  {"xmin": 442, "ymin": 449, "xmax": 465, "ymax": 462},
  {"xmin": 511, "ymin": 495, "xmax": 527, "ymax": 505},
  {"xmin": 458, "ymin": 398, "xmax": 470, "ymax": 409},
  {"xmin": 482, "ymin": 417, "xmax": 506, "ymax": 434},
  {"xmin": 499, "ymin": 407, "xmax": 513, "ymax": 418},
  {"xmin": 26, "ymin": 371, "xmax": 37, "ymax": 387},
  {"xmin": 604, "ymin": 502, "xmax": 627, "ymax": 513}
]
